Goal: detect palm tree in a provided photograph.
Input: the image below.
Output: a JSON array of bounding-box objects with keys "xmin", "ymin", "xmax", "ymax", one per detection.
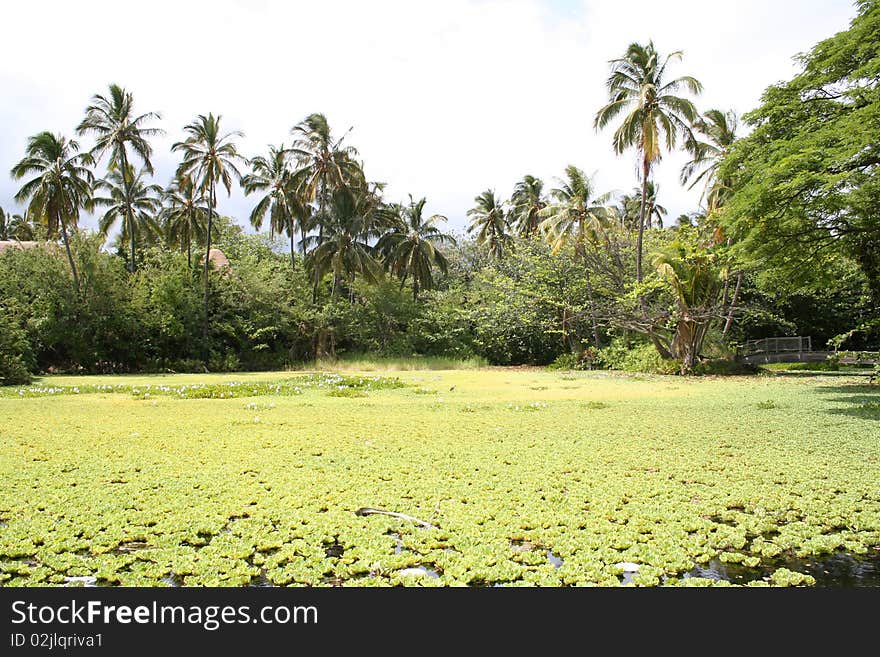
[
  {"xmin": 467, "ymin": 190, "xmax": 511, "ymax": 259},
  {"xmin": 642, "ymin": 181, "xmax": 667, "ymax": 229},
  {"xmin": 242, "ymin": 144, "xmax": 307, "ymax": 269},
  {"xmin": 10, "ymin": 132, "xmax": 94, "ymax": 291},
  {"xmin": 377, "ymin": 195, "xmax": 455, "ymax": 300},
  {"xmin": 653, "ymin": 242, "xmax": 723, "ymax": 373},
  {"xmin": 171, "ymin": 113, "xmax": 244, "ymax": 358},
  {"xmin": 76, "ymin": 84, "xmax": 163, "ymax": 272},
  {"xmin": 161, "ymin": 174, "xmax": 210, "ymax": 268},
  {"xmin": 680, "ymin": 109, "xmax": 739, "ymax": 212},
  {"xmin": 307, "ymin": 185, "xmax": 383, "ymax": 298},
  {"xmin": 93, "ymin": 166, "xmax": 163, "ymax": 260},
  {"xmin": 510, "ymin": 175, "xmax": 546, "ymax": 237},
  {"xmin": 290, "ymin": 113, "xmax": 363, "ymax": 301},
  {"xmin": 0, "ymin": 208, "xmax": 35, "ymax": 241},
  {"xmin": 538, "ymin": 165, "xmax": 613, "ymax": 255},
  {"xmin": 594, "ymin": 41, "xmax": 701, "ymax": 282}
]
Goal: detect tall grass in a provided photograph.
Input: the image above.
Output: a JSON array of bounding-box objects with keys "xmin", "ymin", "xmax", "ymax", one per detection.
[{"xmin": 307, "ymin": 354, "xmax": 488, "ymax": 371}]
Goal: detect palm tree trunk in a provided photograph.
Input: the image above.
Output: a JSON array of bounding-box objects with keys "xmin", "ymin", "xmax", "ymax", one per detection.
[
  {"xmin": 58, "ymin": 211, "xmax": 80, "ymax": 294},
  {"xmin": 118, "ymin": 147, "xmax": 137, "ymax": 273},
  {"xmin": 636, "ymin": 156, "xmax": 649, "ymax": 284},
  {"xmin": 413, "ymin": 279, "xmax": 419, "ymax": 302},
  {"xmin": 312, "ymin": 194, "xmax": 324, "ymax": 304},
  {"xmin": 722, "ymin": 271, "xmax": 743, "ymax": 336},
  {"xmin": 289, "ymin": 225, "xmax": 296, "ymax": 270},
  {"xmin": 186, "ymin": 213, "xmax": 192, "ymax": 269},
  {"xmin": 202, "ymin": 181, "xmax": 215, "ymax": 366},
  {"xmin": 584, "ymin": 276, "xmax": 602, "ymax": 349}
]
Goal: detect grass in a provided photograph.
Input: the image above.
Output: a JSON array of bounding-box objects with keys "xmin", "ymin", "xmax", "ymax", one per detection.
[
  {"xmin": 0, "ymin": 368, "xmax": 878, "ymax": 587},
  {"xmin": 310, "ymin": 354, "xmax": 488, "ymax": 371}
]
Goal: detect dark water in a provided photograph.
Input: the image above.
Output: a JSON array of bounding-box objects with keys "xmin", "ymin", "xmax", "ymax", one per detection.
[{"xmin": 684, "ymin": 550, "xmax": 880, "ymax": 586}]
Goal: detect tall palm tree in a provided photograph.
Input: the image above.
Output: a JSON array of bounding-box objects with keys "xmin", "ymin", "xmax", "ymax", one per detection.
[
  {"xmin": 680, "ymin": 109, "xmax": 739, "ymax": 212},
  {"xmin": 594, "ymin": 41, "xmax": 701, "ymax": 282},
  {"xmin": 290, "ymin": 113, "xmax": 363, "ymax": 301},
  {"xmin": 161, "ymin": 174, "xmax": 210, "ymax": 268},
  {"xmin": 510, "ymin": 175, "xmax": 546, "ymax": 237},
  {"xmin": 306, "ymin": 185, "xmax": 383, "ymax": 298},
  {"xmin": 0, "ymin": 207, "xmax": 35, "ymax": 241},
  {"xmin": 467, "ymin": 190, "xmax": 511, "ymax": 259},
  {"xmin": 76, "ymin": 84, "xmax": 163, "ymax": 272},
  {"xmin": 171, "ymin": 113, "xmax": 244, "ymax": 357},
  {"xmin": 93, "ymin": 166, "xmax": 163, "ymax": 260},
  {"xmin": 10, "ymin": 132, "xmax": 94, "ymax": 291},
  {"xmin": 538, "ymin": 165, "xmax": 614, "ymax": 255},
  {"xmin": 377, "ymin": 195, "xmax": 455, "ymax": 300},
  {"xmin": 242, "ymin": 144, "xmax": 307, "ymax": 269}
]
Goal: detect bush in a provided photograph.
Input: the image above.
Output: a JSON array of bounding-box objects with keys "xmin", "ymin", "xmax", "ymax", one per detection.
[
  {"xmin": 597, "ymin": 339, "xmax": 679, "ymax": 374},
  {"xmin": 548, "ymin": 348, "xmax": 598, "ymax": 371},
  {"xmin": 0, "ymin": 301, "xmax": 33, "ymax": 385},
  {"xmin": 693, "ymin": 359, "xmax": 759, "ymax": 375}
]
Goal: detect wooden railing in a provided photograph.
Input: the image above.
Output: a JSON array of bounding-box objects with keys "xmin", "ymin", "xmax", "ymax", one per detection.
[{"xmin": 739, "ymin": 336, "xmax": 812, "ymax": 357}]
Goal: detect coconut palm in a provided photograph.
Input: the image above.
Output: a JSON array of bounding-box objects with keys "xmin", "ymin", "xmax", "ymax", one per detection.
[
  {"xmin": 680, "ymin": 109, "xmax": 739, "ymax": 212},
  {"xmin": 510, "ymin": 175, "xmax": 546, "ymax": 237},
  {"xmin": 0, "ymin": 207, "xmax": 35, "ymax": 241},
  {"xmin": 290, "ymin": 113, "xmax": 363, "ymax": 301},
  {"xmin": 171, "ymin": 113, "xmax": 244, "ymax": 356},
  {"xmin": 376, "ymin": 195, "xmax": 455, "ymax": 300},
  {"xmin": 306, "ymin": 185, "xmax": 383, "ymax": 298},
  {"xmin": 594, "ymin": 41, "xmax": 701, "ymax": 282},
  {"xmin": 467, "ymin": 190, "xmax": 511, "ymax": 259},
  {"xmin": 76, "ymin": 84, "xmax": 163, "ymax": 271},
  {"xmin": 161, "ymin": 175, "xmax": 210, "ymax": 268},
  {"xmin": 538, "ymin": 165, "xmax": 613, "ymax": 255},
  {"xmin": 10, "ymin": 132, "xmax": 94, "ymax": 291},
  {"xmin": 642, "ymin": 181, "xmax": 667, "ymax": 229},
  {"xmin": 93, "ymin": 166, "xmax": 163, "ymax": 261},
  {"xmin": 242, "ymin": 144, "xmax": 308, "ymax": 269}
]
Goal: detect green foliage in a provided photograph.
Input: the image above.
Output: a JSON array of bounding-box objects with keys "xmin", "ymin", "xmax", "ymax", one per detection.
[
  {"xmin": 597, "ymin": 339, "xmax": 679, "ymax": 374},
  {"xmin": 720, "ymin": 0, "xmax": 880, "ymax": 308},
  {"xmin": 0, "ymin": 301, "xmax": 33, "ymax": 385}
]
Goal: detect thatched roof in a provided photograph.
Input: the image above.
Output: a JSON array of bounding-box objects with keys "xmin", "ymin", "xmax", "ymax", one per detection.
[
  {"xmin": 0, "ymin": 240, "xmax": 44, "ymax": 254},
  {"xmin": 207, "ymin": 248, "xmax": 231, "ymax": 270}
]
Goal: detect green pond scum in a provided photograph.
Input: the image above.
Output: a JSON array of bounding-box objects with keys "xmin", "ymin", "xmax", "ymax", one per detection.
[{"xmin": 0, "ymin": 369, "xmax": 878, "ymax": 587}]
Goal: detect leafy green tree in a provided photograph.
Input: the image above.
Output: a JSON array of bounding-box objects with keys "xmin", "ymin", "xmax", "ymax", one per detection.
[
  {"xmin": 10, "ymin": 132, "xmax": 94, "ymax": 292},
  {"xmin": 242, "ymin": 144, "xmax": 308, "ymax": 269},
  {"xmin": 76, "ymin": 84, "xmax": 163, "ymax": 272},
  {"xmin": 161, "ymin": 174, "xmax": 210, "ymax": 268},
  {"xmin": 510, "ymin": 175, "xmax": 546, "ymax": 237},
  {"xmin": 467, "ymin": 190, "xmax": 511, "ymax": 259},
  {"xmin": 172, "ymin": 113, "xmax": 244, "ymax": 358},
  {"xmin": 595, "ymin": 41, "xmax": 701, "ymax": 281},
  {"xmin": 93, "ymin": 166, "xmax": 163, "ymax": 262},
  {"xmin": 376, "ymin": 195, "xmax": 455, "ymax": 300},
  {"xmin": 720, "ymin": 0, "xmax": 880, "ymax": 310}
]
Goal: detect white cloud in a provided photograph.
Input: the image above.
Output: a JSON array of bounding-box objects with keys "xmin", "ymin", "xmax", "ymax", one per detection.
[{"xmin": 0, "ymin": 0, "xmax": 857, "ymax": 233}]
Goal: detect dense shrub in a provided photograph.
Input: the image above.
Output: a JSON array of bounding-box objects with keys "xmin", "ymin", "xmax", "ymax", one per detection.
[
  {"xmin": 0, "ymin": 300, "xmax": 33, "ymax": 385},
  {"xmin": 597, "ymin": 339, "xmax": 679, "ymax": 374}
]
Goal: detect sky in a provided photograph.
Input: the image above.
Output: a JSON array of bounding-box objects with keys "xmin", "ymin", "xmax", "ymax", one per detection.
[{"xmin": 0, "ymin": 0, "xmax": 858, "ymax": 237}]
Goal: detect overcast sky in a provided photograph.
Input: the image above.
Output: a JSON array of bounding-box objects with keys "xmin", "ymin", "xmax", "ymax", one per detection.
[{"xmin": 0, "ymin": 0, "xmax": 857, "ymax": 236}]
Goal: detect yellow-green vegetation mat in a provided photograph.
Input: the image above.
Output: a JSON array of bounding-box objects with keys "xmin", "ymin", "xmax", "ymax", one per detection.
[{"xmin": 1, "ymin": 369, "xmax": 878, "ymax": 586}]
